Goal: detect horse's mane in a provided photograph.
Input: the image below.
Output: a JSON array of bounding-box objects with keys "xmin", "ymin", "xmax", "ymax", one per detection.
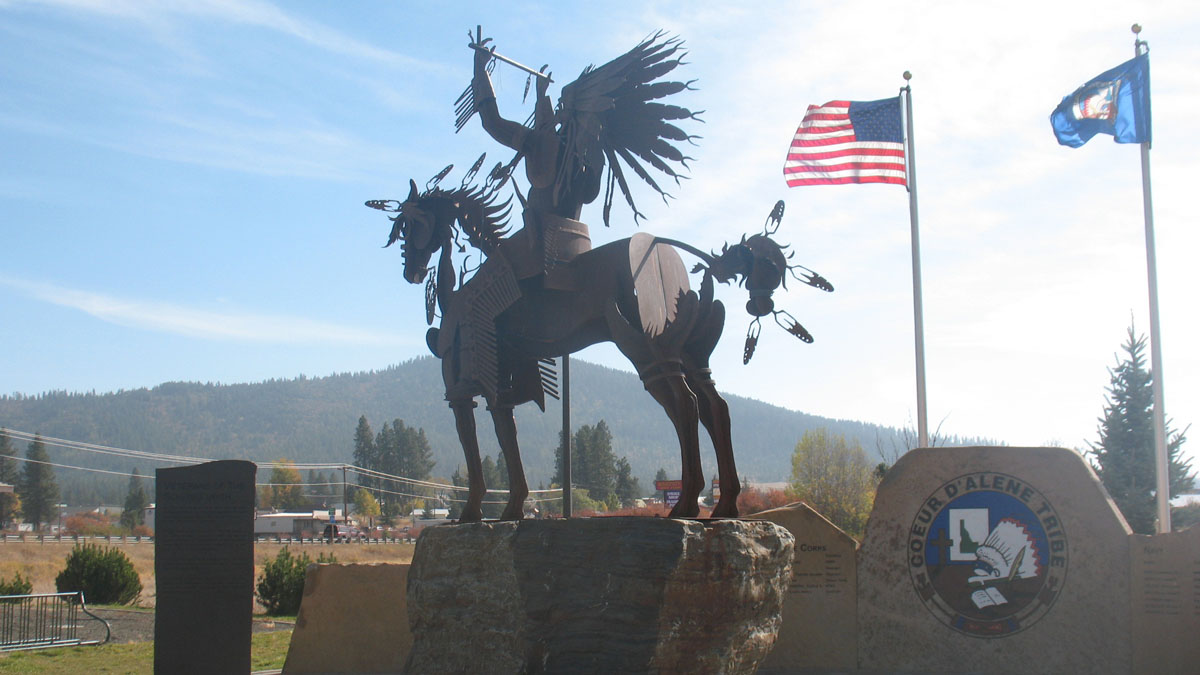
[
  {"xmin": 444, "ymin": 185, "xmax": 512, "ymax": 256},
  {"xmin": 392, "ymin": 184, "xmax": 511, "ymax": 257}
]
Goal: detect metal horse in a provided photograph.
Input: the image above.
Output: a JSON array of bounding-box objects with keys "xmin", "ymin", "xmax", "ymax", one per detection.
[{"xmin": 371, "ymin": 181, "xmax": 829, "ymax": 522}]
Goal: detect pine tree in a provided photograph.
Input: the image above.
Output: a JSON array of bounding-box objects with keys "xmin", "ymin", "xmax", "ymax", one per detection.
[
  {"xmin": 0, "ymin": 430, "xmax": 21, "ymax": 528},
  {"xmin": 576, "ymin": 421, "xmax": 617, "ymax": 504},
  {"xmin": 18, "ymin": 435, "xmax": 59, "ymax": 531},
  {"xmin": 494, "ymin": 452, "xmax": 510, "ymax": 490},
  {"xmin": 554, "ymin": 429, "xmax": 568, "ymax": 489},
  {"xmin": 1088, "ymin": 326, "xmax": 1192, "ymax": 534},
  {"xmin": 353, "ymin": 416, "xmax": 376, "ymax": 491},
  {"xmin": 399, "ymin": 425, "xmax": 436, "ymax": 483},
  {"xmin": 480, "ymin": 455, "xmax": 504, "ymax": 519},
  {"xmin": 614, "ymin": 457, "xmax": 641, "ymax": 506},
  {"xmin": 119, "ymin": 469, "xmax": 149, "ymax": 529}
]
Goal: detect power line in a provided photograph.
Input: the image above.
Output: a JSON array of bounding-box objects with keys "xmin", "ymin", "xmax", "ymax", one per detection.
[
  {"xmin": 0, "ymin": 427, "xmax": 564, "ymax": 499},
  {"xmin": 2, "ymin": 454, "xmax": 150, "ymax": 479}
]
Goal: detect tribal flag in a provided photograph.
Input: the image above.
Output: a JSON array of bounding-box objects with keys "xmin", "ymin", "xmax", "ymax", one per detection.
[
  {"xmin": 1050, "ymin": 53, "xmax": 1150, "ymax": 148},
  {"xmin": 783, "ymin": 97, "xmax": 906, "ymax": 187}
]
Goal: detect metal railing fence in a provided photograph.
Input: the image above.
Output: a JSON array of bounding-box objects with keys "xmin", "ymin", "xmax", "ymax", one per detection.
[{"xmin": 0, "ymin": 592, "xmax": 110, "ymax": 651}]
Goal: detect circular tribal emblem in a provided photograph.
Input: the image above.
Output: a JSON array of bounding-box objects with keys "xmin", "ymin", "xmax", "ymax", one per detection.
[{"xmin": 908, "ymin": 472, "xmax": 1067, "ymax": 637}]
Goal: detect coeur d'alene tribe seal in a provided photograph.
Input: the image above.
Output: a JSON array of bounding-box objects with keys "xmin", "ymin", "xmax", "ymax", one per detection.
[{"xmin": 909, "ymin": 472, "xmax": 1068, "ymax": 637}]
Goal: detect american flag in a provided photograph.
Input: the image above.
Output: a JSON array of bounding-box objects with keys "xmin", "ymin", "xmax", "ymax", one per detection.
[{"xmin": 783, "ymin": 97, "xmax": 907, "ymax": 187}]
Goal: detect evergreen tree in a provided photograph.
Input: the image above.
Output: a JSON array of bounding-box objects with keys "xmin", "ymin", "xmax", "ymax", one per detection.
[
  {"xmin": 353, "ymin": 415, "xmax": 376, "ymax": 491},
  {"xmin": 398, "ymin": 424, "xmax": 436, "ymax": 483},
  {"xmin": 576, "ymin": 421, "xmax": 617, "ymax": 504},
  {"xmin": 494, "ymin": 451, "xmax": 510, "ymax": 490},
  {"xmin": 18, "ymin": 435, "xmax": 59, "ymax": 531},
  {"xmin": 119, "ymin": 469, "xmax": 149, "ymax": 529},
  {"xmin": 448, "ymin": 465, "xmax": 467, "ymax": 520},
  {"xmin": 480, "ymin": 455, "xmax": 504, "ymax": 519},
  {"xmin": 370, "ymin": 419, "xmax": 437, "ymax": 514},
  {"xmin": 615, "ymin": 457, "xmax": 641, "ymax": 506},
  {"xmin": 554, "ymin": 429, "xmax": 568, "ymax": 489},
  {"xmin": 1088, "ymin": 326, "xmax": 1193, "ymax": 534},
  {"xmin": 0, "ymin": 430, "xmax": 21, "ymax": 528}
]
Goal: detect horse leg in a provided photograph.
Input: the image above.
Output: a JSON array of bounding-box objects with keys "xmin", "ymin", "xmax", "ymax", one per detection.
[
  {"xmin": 688, "ymin": 368, "xmax": 740, "ymax": 518},
  {"xmin": 684, "ymin": 299, "xmax": 740, "ymax": 517},
  {"xmin": 603, "ymin": 301, "xmax": 703, "ymax": 518},
  {"xmin": 488, "ymin": 402, "xmax": 529, "ymax": 521},
  {"xmin": 643, "ymin": 365, "xmax": 703, "ymax": 519},
  {"xmin": 449, "ymin": 398, "xmax": 486, "ymax": 522}
]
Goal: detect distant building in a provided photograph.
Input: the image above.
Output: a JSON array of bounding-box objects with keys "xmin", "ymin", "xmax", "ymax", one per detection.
[{"xmin": 254, "ymin": 509, "xmax": 343, "ymax": 537}]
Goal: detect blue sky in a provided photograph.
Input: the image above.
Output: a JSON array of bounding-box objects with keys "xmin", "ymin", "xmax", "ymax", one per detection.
[{"xmin": 2, "ymin": 1, "xmax": 1198, "ymax": 466}]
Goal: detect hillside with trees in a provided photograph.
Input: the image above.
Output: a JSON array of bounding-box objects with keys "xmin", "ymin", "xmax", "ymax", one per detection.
[{"xmin": 0, "ymin": 357, "xmax": 988, "ymax": 504}]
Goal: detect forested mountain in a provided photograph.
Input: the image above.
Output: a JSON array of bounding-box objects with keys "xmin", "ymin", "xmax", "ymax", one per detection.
[{"xmin": 0, "ymin": 357, "xmax": 987, "ymax": 504}]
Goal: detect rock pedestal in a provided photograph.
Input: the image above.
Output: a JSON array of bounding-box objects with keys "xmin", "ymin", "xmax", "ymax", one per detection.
[{"xmin": 404, "ymin": 517, "xmax": 794, "ymax": 674}]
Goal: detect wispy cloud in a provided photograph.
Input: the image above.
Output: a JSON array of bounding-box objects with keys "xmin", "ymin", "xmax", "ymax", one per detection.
[
  {"xmin": 8, "ymin": 0, "xmax": 444, "ymax": 73},
  {"xmin": 0, "ymin": 276, "xmax": 402, "ymax": 345}
]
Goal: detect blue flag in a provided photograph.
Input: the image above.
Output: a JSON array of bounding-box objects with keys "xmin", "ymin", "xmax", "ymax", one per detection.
[{"xmin": 1050, "ymin": 53, "xmax": 1150, "ymax": 148}]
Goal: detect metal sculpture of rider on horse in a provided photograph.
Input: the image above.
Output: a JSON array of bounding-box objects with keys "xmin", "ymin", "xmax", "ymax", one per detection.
[{"xmin": 367, "ymin": 27, "xmax": 833, "ymax": 523}]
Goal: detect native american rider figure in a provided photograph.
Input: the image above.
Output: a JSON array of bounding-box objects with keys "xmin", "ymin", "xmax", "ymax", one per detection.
[
  {"xmin": 437, "ymin": 28, "xmax": 701, "ymax": 413},
  {"xmin": 372, "ymin": 25, "xmax": 831, "ymax": 523}
]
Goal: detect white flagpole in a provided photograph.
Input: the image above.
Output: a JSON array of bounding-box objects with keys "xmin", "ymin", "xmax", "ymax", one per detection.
[
  {"xmin": 902, "ymin": 71, "xmax": 930, "ymax": 448},
  {"xmin": 1132, "ymin": 25, "xmax": 1171, "ymax": 533}
]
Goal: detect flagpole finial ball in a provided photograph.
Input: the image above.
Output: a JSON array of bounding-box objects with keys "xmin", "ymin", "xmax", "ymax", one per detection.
[
  {"xmin": 903, "ymin": 71, "xmax": 912, "ymax": 81},
  {"xmin": 1132, "ymin": 23, "xmax": 1141, "ymax": 34}
]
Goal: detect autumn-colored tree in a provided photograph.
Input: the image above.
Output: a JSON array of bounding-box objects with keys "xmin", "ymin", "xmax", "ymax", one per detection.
[
  {"xmin": 260, "ymin": 460, "xmax": 307, "ymax": 511},
  {"xmin": 789, "ymin": 428, "xmax": 875, "ymax": 537},
  {"xmin": 353, "ymin": 488, "xmax": 381, "ymax": 528},
  {"xmin": 737, "ymin": 488, "xmax": 796, "ymax": 515}
]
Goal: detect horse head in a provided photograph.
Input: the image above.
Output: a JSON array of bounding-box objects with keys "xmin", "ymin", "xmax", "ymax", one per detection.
[
  {"xmin": 697, "ymin": 200, "xmax": 835, "ymax": 363},
  {"xmin": 368, "ymin": 179, "xmax": 447, "ymax": 285},
  {"xmin": 704, "ymin": 233, "xmax": 796, "ymax": 316}
]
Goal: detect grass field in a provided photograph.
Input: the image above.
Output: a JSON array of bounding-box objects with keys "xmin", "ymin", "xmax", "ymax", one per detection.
[
  {"xmin": 0, "ymin": 629, "xmax": 293, "ymax": 674},
  {"xmin": 0, "ymin": 540, "xmax": 415, "ymax": 609}
]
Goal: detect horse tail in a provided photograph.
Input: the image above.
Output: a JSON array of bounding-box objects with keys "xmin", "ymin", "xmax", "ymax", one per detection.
[{"xmin": 627, "ymin": 233, "xmax": 692, "ymax": 337}]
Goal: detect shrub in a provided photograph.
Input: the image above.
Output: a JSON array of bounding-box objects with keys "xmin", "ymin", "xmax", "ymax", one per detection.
[
  {"xmin": 64, "ymin": 512, "xmax": 121, "ymax": 537},
  {"xmin": 54, "ymin": 543, "xmax": 142, "ymax": 605},
  {"xmin": 255, "ymin": 547, "xmax": 336, "ymax": 616},
  {"xmin": 0, "ymin": 571, "xmax": 32, "ymax": 596}
]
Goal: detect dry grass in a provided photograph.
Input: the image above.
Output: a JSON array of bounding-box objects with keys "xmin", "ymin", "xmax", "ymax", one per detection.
[{"xmin": 0, "ymin": 540, "xmax": 415, "ymax": 609}]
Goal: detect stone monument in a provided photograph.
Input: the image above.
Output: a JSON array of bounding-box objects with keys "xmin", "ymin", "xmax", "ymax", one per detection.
[
  {"xmin": 752, "ymin": 502, "xmax": 858, "ymax": 673},
  {"xmin": 154, "ymin": 460, "xmax": 256, "ymax": 675},
  {"xmin": 857, "ymin": 446, "xmax": 1132, "ymax": 673},
  {"xmin": 403, "ymin": 518, "xmax": 794, "ymax": 674},
  {"xmin": 1130, "ymin": 525, "xmax": 1200, "ymax": 673},
  {"xmin": 282, "ymin": 563, "xmax": 412, "ymax": 674}
]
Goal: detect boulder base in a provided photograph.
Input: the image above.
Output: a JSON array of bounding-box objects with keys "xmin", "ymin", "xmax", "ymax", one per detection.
[{"xmin": 405, "ymin": 517, "xmax": 794, "ymax": 674}]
